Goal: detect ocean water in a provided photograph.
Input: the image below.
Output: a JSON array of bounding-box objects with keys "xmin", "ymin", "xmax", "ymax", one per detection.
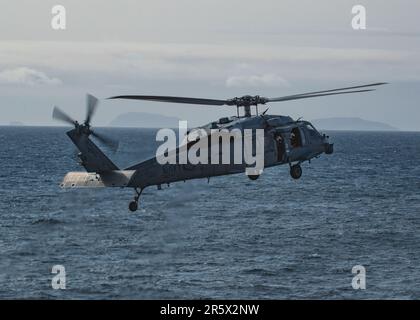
[{"xmin": 0, "ymin": 126, "xmax": 419, "ymax": 299}]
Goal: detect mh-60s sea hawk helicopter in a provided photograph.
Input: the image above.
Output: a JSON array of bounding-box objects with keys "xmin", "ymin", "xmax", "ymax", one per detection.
[{"xmin": 54, "ymin": 82, "xmax": 386, "ymax": 211}]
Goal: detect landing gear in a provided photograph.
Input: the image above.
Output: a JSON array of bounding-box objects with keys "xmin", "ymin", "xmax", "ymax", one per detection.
[
  {"xmin": 290, "ymin": 164, "xmax": 302, "ymax": 179},
  {"xmin": 129, "ymin": 188, "xmax": 143, "ymax": 212},
  {"xmin": 248, "ymin": 174, "xmax": 260, "ymax": 181},
  {"xmin": 129, "ymin": 201, "xmax": 138, "ymax": 212}
]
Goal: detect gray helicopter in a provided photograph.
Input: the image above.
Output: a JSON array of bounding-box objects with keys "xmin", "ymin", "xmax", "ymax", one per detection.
[{"xmin": 53, "ymin": 82, "xmax": 386, "ymax": 211}]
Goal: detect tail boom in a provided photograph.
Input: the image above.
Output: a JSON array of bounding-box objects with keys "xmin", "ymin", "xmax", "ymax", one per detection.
[{"xmin": 67, "ymin": 128, "xmax": 118, "ymax": 173}]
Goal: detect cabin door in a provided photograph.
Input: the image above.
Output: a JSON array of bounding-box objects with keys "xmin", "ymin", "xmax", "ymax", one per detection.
[{"xmin": 274, "ymin": 133, "xmax": 285, "ymax": 162}]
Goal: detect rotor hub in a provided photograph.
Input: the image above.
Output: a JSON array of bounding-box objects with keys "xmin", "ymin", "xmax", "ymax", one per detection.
[
  {"xmin": 227, "ymin": 95, "xmax": 269, "ymax": 107},
  {"xmin": 81, "ymin": 124, "xmax": 91, "ymax": 135}
]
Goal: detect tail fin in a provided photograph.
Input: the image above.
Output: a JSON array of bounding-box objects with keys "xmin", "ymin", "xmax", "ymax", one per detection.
[{"xmin": 67, "ymin": 128, "xmax": 118, "ymax": 173}]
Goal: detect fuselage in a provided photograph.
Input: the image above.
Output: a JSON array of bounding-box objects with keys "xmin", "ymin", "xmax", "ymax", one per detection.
[{"xmin": 125, "ymin": 114, "xmax": 333, "ymax": 188}]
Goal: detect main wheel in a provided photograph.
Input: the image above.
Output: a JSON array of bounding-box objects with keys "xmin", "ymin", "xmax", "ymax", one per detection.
[
  {"xmin": 129, "ymin": 201, "xmax": 138, "ymax": 212},
  {"xmin": 290, "ymin": 164, "xmax": 302, "ymax": 179},
  {"xmin": 248, "ymin": 174, "xmax": 260, "ymax": 181}
]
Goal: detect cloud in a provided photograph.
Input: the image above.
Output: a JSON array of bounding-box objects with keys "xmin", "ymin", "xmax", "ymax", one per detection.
[
  {"xmin": 0, "ymin": 41, "xmax": 418, "ymax": 86},
  {"xmin": 0, "ymin": 67, "xmax": 62, "ymax": 86},
  {"xmin": 226, "ymin": 74, "xmax": 289, "ymax": 88}
]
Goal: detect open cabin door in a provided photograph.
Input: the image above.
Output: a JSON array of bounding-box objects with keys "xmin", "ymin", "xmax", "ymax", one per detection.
[{"xmin": 274, "ymin": 132, "xmax": 286, "ymax": 162}]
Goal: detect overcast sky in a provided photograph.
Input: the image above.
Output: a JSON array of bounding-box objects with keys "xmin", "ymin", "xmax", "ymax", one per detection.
[{"xmin": 0, "ymin": 0, "xmax": 419, "ymax": 130}]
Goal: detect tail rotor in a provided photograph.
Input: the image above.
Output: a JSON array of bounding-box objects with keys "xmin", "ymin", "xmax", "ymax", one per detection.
[{"xmin": 52, "ymin": 94, "xmax": 119, "ymax": 153}]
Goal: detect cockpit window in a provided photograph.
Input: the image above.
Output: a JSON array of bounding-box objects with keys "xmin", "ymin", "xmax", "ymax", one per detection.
[
  {"xmin": 290, "ymin": 127, "xmax": 302, "ymax": 148},
  {"xmin": 306, "ymin": 124, "xmax": 319, "ymax": 137}
]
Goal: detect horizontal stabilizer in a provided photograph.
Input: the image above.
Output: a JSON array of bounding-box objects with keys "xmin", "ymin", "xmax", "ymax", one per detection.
[{"xmin": 60, "ymin": 170, "xmax": 135, "ymax": 188}]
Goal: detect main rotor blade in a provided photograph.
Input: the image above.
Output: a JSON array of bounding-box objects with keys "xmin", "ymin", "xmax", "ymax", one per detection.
[
  {"xmin": 108, "ymin": 95, "xmax": 227, "ymax": 106},
  {"xmin": 268, "ymin": 89, "xmax": 376, "ymax": 103},
  {"xmin": 107, "ymin": 82, "xmax": 386, "ymax": 107},
  {"xmin": 91, "ymin": 131, "xmax": 119, "ymax": 153},
  {"xmin": 85, "ymin": 94, "xmax": 98, "ymax": 125},
  {"xmin": 269, "ymin": 82, "xmax": 387, "ymax": 100},
  {"xmin": 52, "ymin": 106, "xmax": 77, "ymax": 126}
]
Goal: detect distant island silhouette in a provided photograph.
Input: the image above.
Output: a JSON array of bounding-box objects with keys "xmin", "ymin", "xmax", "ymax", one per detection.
[
  {"xmin": 8, "ymin": 121, "xmax": 24, "ymax": 126},
  {"xmin": 109, "ymin": 113, "xmax": 398, "ymax": 131},
  {"xmin": 311, "ymin": 117, "xmax": 398, "ymax": 131}
]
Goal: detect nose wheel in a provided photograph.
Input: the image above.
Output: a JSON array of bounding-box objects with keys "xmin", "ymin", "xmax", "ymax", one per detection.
[
  {"xmin": 129, "ymin": 188, "xmax": 143, "ymax": 212},
  {"xmin": 290, "ymin": 164, "xmax": 302, "ymax": 179},
  {"xmin": 248, "ymin": 174, "xmax": 260, "ymax": 181}
]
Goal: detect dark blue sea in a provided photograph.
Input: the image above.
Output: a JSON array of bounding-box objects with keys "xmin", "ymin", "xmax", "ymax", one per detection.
[{"xmin": 0, "ymin": 126, "xmax": 419, "ymax": 299}]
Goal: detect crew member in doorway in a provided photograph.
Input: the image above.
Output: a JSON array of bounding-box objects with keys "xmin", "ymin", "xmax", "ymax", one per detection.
[{"xmin": 275, "ymin": 134, "xmax": 285, "ymax": 162}]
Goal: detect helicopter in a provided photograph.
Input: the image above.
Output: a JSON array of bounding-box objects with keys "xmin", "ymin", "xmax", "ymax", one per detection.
[{"xmin": 53, "ymin": 82, "xmax": 386, "ymax": 212}]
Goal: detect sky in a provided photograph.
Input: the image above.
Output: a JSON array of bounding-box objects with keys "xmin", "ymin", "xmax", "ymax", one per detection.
[{"xmin": 0, "ymin": 0, "xmax": 419, "ymax": 130}]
